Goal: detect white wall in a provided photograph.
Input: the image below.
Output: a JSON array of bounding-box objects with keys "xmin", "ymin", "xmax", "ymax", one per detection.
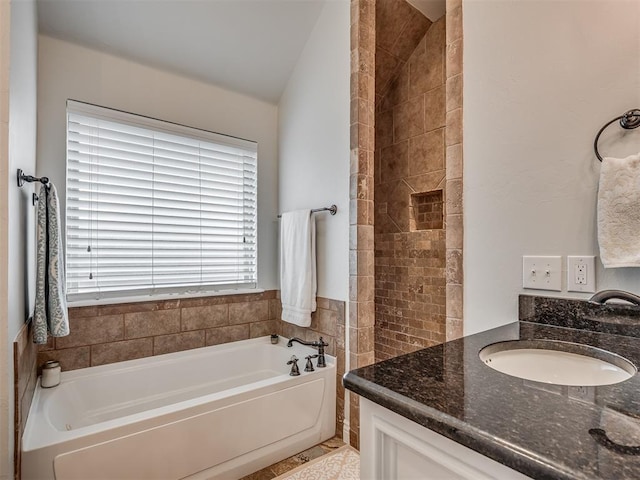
[
  {"xmin": 2, "ymin": 0, "xmax": 38, "ymax": 476},
  {"xmin": 1, "ymin": 0, "xmax": 38, "ymax": 475},
  {"xmin": 278, "ymin": 1, "xmax": 350, "ymax": 301},
  {"xmin": 464, "ymin": 0, "xmax": 640, "ymax": 334},
  {"xmin": 37, "ymin": 35, "xmax": 279, "ymax": 290}
]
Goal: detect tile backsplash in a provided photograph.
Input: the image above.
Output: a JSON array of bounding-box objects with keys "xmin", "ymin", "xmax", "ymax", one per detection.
[{"xmin": 38, "ymin": 291, "xmax": 279, "ymax": 370}]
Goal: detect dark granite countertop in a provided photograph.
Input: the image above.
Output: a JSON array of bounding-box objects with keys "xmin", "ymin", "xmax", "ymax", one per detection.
[{"xmin": 344, "ymin": 297, "xmax": 640, "ymax": 480}]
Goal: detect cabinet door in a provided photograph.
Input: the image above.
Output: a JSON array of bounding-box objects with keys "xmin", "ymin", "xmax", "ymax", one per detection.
[{"xmin": 360, "ymin": 398, "xmax": 531, "ymax": 480}]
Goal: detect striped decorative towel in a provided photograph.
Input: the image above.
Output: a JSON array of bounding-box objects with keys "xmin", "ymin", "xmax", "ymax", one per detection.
[{"xmin": 33, "ymin": 183, "xmax": 69, "ymax": 344}]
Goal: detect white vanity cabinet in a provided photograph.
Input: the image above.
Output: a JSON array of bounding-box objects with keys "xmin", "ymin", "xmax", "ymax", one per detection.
[{"xmin": 359, "ymin": 398, "xmax": 532, "ymax": 480}]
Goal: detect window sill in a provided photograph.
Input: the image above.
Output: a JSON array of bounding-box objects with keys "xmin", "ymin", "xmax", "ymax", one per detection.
[{"xmin": 67, "ymin": 288, "xmax": 267, "ymax": 308}]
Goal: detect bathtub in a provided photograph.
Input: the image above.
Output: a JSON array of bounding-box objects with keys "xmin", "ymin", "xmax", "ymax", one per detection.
[{"xmin": 22, "ymin": 336, "xmax": 336, "ymax": 480}]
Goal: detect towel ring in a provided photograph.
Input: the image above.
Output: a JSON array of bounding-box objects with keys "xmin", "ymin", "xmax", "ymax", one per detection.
[{"xmin": 594, "ymin": 109, "xmax": 640, "ymax": 162}]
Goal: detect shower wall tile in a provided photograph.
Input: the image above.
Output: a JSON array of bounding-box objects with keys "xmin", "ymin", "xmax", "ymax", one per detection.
[
  {"xmin": 374, "ymin": 14, "xmax": 447, "ymax": 363},
  {"xmin": 350, "ymin": 0, "xmax": 377, "ymax": 450},
  {"xmin": 445, "ymin": 0, "xmax": 464, "ymax": 341}
]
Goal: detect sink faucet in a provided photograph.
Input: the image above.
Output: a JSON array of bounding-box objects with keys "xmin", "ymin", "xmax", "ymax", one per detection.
[
  {"xmin": 287, "ymin": 336, "xmax": 329, "ymax": 367},
  {"xmin": 589, "ymin": 290, "xmax": 640, "ymax": 307}
]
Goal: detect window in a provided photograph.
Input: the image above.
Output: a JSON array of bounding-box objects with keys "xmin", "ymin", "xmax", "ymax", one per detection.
[{"xmin": 66, "ymin": 100, "xmax": 257, "ymax": 301}]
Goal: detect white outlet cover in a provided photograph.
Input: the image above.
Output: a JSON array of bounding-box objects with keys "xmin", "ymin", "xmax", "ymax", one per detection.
[
  {"xmin": 567, "ymin": 256, "xmax": 596, "ymax": 293},
  {"xmin": 522, "ymin": 256, "xmax": 562, "ymax": 291}
]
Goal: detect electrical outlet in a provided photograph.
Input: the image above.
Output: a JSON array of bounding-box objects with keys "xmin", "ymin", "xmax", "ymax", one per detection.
[
  {"xmin": 567, "ymin": 256, "xmax": 596, "ymax": 293},
  {"xmin": 522, "ymin": 256, "xmax": 562, "ymax": 291}
]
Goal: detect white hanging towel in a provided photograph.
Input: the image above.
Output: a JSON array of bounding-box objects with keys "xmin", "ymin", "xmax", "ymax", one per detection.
[
  {"xmin": 33, "ymin": 183, "xmax": 70, "ymax": 344},
  {"xmin": 280, "ymin": 209, "xmax": 317, "ymax": 327},
  {"xmin": 598, "ymin": 152, "xmax": 640, "ymax": 268}
]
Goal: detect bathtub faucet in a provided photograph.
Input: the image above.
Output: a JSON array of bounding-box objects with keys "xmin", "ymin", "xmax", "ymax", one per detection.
[{"xmin": 286, "ymin": 337, "xmax": 329, "ymax": 368}]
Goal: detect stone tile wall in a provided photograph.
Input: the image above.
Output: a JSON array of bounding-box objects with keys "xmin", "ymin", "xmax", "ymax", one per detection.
[
  {"xmin": 37, "ymin": 291, "xmax": 280, "ymax": 370},
  {"xmin": 374, "ymin": 15, "xmax": 447, "ymax": 363},
  {"xmin": 445, "ymin": 0, "xmax": 464, "ymax": 341},
  {"xmin": 13, "ymin": 321, "xmax": 38, "ymax": 480},
  {"xmin": 349, "ymin": 0, "xmax": 376, "ymax": 450}
]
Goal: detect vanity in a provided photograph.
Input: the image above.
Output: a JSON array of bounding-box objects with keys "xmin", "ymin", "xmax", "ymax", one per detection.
[{"xmin": 343, "ymin": 295, "xmax": 640, "ymax": 479}]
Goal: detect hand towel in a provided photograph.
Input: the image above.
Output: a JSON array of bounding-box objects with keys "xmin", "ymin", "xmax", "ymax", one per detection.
[
  {"xmin": 33, "ymin": 183, "xmax": 70, "ymax": 344},
  {"xmin": 280, "ymin": 210, "xmax": 317, "ymax": 327},
  {"xmin": 597, "ymin": 153, "xmax": 640, "ymax": 268}
]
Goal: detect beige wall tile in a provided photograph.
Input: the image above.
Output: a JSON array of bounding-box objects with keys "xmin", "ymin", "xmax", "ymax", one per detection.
[
  {"xmin": 229, "ymin": 300, "xmax": 269, "ymax": 325},
  {"xmin": 91, "ymin": 339, "xmax": 153, "ymax": 366},
  {"xmin": 446, "ymin": 74, "xmax": 463, "ymax": 113},
  {"xmin": 124, "ymin": 309, "xmax": 180, "ymax": 339},
  {"xmin": 445, "ymin": 179, "xmax": 463, "ymax": 215},
  {"xmin": 446, "ymin": 6, "xmax": 463, "ymax": 44},
  {"xmin": 38, "ymin": 346, "xmax": 91, "ymax": 371},
  {"xmin": 68, "ymin": 306, "xmax": 99, "ymax": 320},
  {"xmin": 446, "ymin": 144, "xmax": 463, "ymax": 179},
  {"xmin": 375, "ymin": 108, "xmax": 394, "ymax": 149},
  {"xmin": 313, "ymin": 309, "xmax": 338, "ymax": 338},
  {"xmin": 386, "ymin": 66, "xmax": 409, "ymax": 108},
  {"xmin": 55, "ymin": 315, "xmax": 124, "ymax": 349},
  {"xmin": 390, "ymin": 10, "xmax": 431, "ymax": 60},
  {"xmin": 446, "ymin": 249, "xmax": 463, "ymax": 285},
  {"xmin": 153, "ymin": 331, "xmax": 205, "ymax": 356},
  {"xmin": 445, "ymin": 107, "xmax": 463, "ymax": 146},
  {"xmin": 446, "ymin": 38, "xmax": 463, "ymax": 78},
  {"xmin": 446, "ymin": 284, "xmax": 463, "ymax": 319},
  {"xmin": 393, "ymin": 97, "xmax": 424, "ymax": 141},
  {"xmin": 249, "ymin": 320, "xmax": 280, "ymax": 338},
  {"xmin": 206, "ymin": 324, "xmax": 250, "ymax": 346},
  {"xmin": 408, "ymin": 129, "xmax": 445, "ymax": 177},
  {"xmin": 380, "ymin": 140, "xmax": 409, "ymax": 182},
  {"xmin": 269, "ymin": 299, "xmax": 282, "ymax": 320},
  {"xmin": 425, "ymin": 85, "xmax": 446, "ymax": 132},
  {"xmin": 181, "ymin": 304, "xmax": 228, "ymax": 331}
]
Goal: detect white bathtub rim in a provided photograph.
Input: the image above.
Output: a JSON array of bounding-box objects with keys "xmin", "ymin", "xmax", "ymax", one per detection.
[{"xmin": 24, "ymin": 336, "xmax": 335, "ymax": 452}]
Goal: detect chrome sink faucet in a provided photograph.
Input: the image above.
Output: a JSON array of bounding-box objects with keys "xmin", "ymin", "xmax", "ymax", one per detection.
[
  {"xmin": 287, "ymin": 336, "xmax": 329, "ymax": 367},
  {"xmin": 589, "ymin": 290, "xmax": 640, "ymax": 307}
]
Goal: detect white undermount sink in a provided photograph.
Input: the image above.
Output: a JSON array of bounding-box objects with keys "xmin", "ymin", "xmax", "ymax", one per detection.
[{"xmin": 479, "ymin": 340, "xmax": 636, "ymax": 386}]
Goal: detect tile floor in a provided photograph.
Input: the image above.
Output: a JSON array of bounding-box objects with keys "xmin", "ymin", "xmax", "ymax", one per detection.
[{"xmin": 240, "ymin": 437, "xmax": 346, "ymax": 480}]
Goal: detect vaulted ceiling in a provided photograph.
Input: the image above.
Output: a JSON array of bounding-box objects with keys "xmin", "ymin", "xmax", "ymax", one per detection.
[{"xmin": 37, "ymin": 0, "xmax": 326, "ymax": 104}]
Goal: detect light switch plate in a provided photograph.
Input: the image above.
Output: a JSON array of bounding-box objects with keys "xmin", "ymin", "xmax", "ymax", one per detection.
[
  {"xmin": 522, "ymin": 256, "xmax": 562, "ymax": 291},
  {"xmin": 567, "ymin": 256, "xmax": 596, "ymax": 293}
]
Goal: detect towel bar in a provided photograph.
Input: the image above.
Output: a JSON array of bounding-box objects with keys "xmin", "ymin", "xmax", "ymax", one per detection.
[
  {"xmin": 17, "ymin": 169, "xmax": 49, "ymax": 187},
  {"xmin": 277, "ymin": 205, "xmax": 337, "ymax": 218},
  {"xmin": 594, "ymin": 109, "xmax": 640, "ymax": 162}
]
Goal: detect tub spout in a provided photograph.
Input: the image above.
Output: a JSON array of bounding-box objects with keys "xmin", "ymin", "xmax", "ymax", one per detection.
[
  {"xmin": 589, "ymin": 290, "xmax": 640, "ymax": 307},
  {"xmin": 286, "ymin": 336, "xmax": 329, "ymax": 368}
]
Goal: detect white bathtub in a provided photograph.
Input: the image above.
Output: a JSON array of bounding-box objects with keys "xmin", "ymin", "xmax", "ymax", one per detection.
[{"xmin": 22, "ymin": 336, "xmax": 336, "ymax": 480}]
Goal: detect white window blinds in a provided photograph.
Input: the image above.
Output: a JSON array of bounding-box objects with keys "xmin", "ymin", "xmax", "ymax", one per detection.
[{"xmin": 66, "ymin": 100, "xmax": 258, "ymax": 301}]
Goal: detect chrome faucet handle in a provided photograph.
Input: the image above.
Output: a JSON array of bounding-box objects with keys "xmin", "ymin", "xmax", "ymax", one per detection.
[
  {"xmin": 287, "ymin": 355, "xmax": 300, "ymax": 376},
  {"xmin": 304, "ymin": 354, "xmax": 319, "ymax": 372}
]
